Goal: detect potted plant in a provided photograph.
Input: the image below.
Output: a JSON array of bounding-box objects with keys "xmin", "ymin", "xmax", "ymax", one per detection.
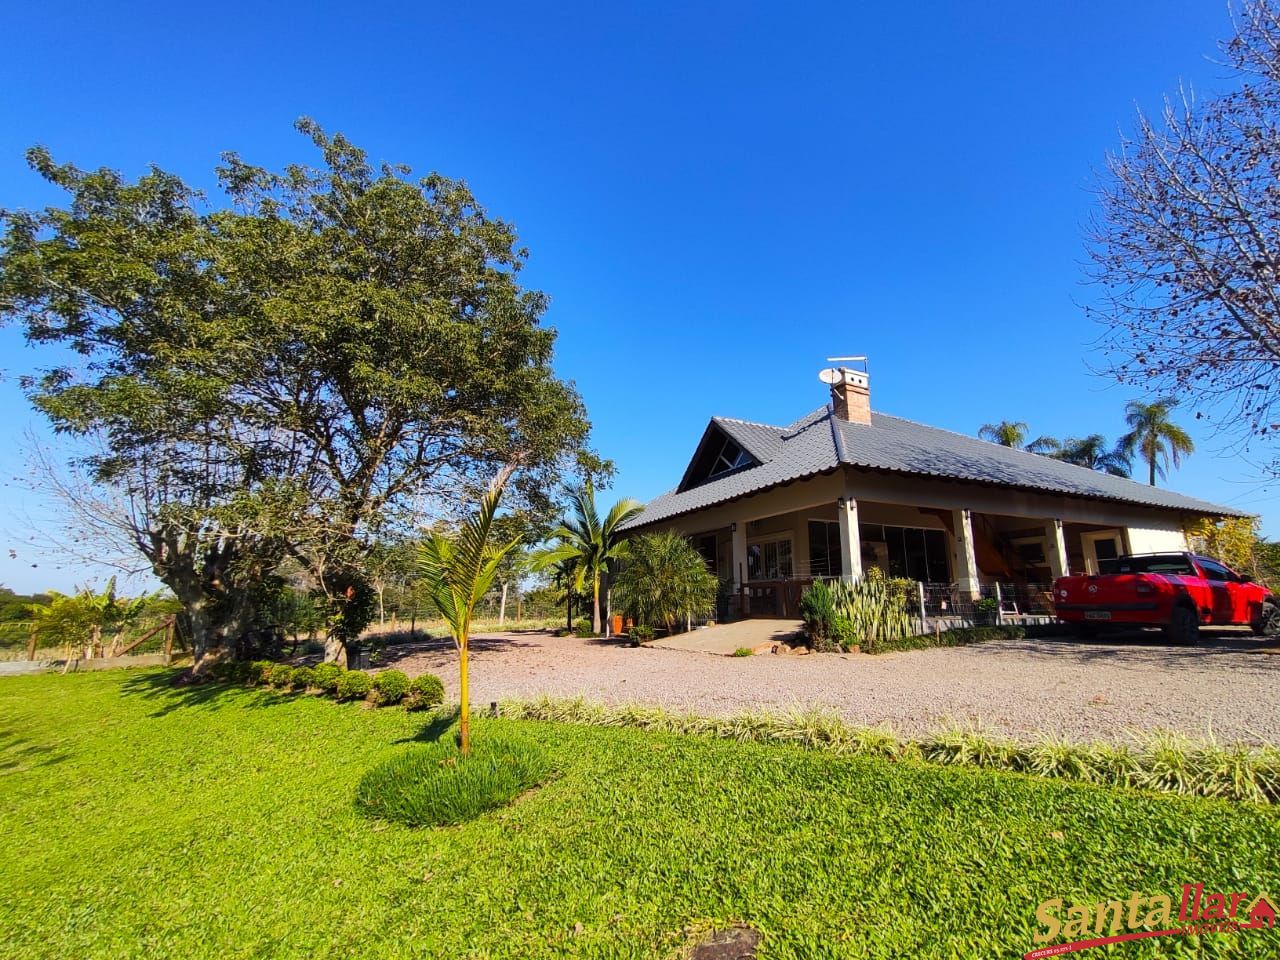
[{"xmin": 974, "ymin": 596, "xmax": 999, "ymax": 626}]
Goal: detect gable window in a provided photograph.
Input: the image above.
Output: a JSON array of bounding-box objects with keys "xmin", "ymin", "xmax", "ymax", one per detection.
[
  {"xmin": 708, "ymin": 436, "xmax": 752, "ymax": 479},
  {"xmin": 680, "ymin": 427, "xmax": 759, "ymax": 490}
]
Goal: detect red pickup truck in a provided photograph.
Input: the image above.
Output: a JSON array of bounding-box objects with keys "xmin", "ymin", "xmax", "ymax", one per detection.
[{"xmin": 1052, "ymin": 552, "xmax": 1276, "ymax": 645}]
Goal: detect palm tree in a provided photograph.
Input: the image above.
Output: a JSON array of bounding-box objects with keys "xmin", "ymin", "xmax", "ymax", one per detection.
[
  {"xmin": 532, "ymin": 482, "xmax": 643, "ymax": 635},
  {"xmin": 1025, "ymin": 435, "xmax": 1062, "ymax": 455},
  {"xmin": 1051, "ymin": 435, "xmax": 1132, "ymax": 478},
  {"xmin": 612, "ymin": 531, "xmax": 718, "ymax": 634},
  {"xmin": 978, "ymin": 420, "xmax": 1029, "ymax": 447},
  {"xmin": 1119, "ymin": 399, "xmax": 1195, "ymax": 486},
  {"xmin": 416, "ymin": 474, "xmax": 522, "ymax": 755}
]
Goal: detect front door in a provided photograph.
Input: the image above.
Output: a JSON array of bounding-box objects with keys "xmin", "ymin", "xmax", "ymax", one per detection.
[{"xmin": 1081, "ymin": 530, "xmax": 1123, "ymax": 574}]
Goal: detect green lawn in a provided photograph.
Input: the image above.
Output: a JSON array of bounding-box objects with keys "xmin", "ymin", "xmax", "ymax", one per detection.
[{"xmin": 2, "ymin": 671, "xmax": 1279, "ymax": 959}]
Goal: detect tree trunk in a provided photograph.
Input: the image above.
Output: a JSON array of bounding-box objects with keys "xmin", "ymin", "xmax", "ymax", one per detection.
[
  {"xmin": 566, "ymin": 592, "xmax": 573, "ymax": 632},
  {"xmin": 604, "ymin": 582, "xmax": 612, "ymax": 638},
  {"xmin": 324, "ymin": 633, "xmax": 348, "ymax": 667},
  {"xmin": 377, "ymin": 585, "xmax": 385, "ymax": 626},
  {"xmin": 459, "ymin": 638, "xmax": 471, "ymax": 755},
  {"xmin": 498, "ymin": 581, "xmax": 508, "ymax": 627},
  {"xmin": 187, "ymin": 600, "xmax": 213, "ymax": 675},
  {"xmin": 1149, "ymin": 459, "xmax": 1156, "ymax": 486},
  {"xmin": 591, "ymin": 576, "xmax": 602, "ymax": 635}
]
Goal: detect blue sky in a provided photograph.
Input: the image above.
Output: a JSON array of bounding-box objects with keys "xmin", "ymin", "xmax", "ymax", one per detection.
[{"xmin": 0, "ymin": 1, "xmax": 1271, "ymax": 593}]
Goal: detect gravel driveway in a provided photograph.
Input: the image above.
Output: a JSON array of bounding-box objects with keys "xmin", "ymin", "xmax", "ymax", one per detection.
[{"xmin": 383, "ymin": 629, "xmax": 1280, "ymax": 744}]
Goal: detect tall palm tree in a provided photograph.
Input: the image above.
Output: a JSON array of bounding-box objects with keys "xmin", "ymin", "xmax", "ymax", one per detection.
[
  {"xmin": 1119, "ymin": 399, "xmax": 1195, "ymax": 486},
  {"xmin": 532, "ymin": 482, "xmax": 643, "ymax": 635},
  {"xmin": 416, "ymin": 473, "xmax": 521, "ymax": 755},
  {"xmin": 978, "ymin": 420, "xmax": 1029, "ymax": 447},
  {"xmin": 1051, "ymin": 435, "xmax": 1132, "ymax": 478}
]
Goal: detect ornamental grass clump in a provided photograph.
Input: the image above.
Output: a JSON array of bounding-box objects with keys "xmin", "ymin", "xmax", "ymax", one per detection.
[
  {"xmin": 500, "ymin": 697, "xmax": 1280, "ymax": 804},
  {"xmin": 355, "ymin": 734, "xmax": 551, "ymax": 826}
]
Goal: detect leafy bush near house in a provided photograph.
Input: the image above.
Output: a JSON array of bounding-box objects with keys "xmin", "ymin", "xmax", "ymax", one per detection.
[
  {"xmin": 291, "ymin": 666, "xmax": 317, "ymax": 690},
  {"xmin": 406, "ymin": 673, "xmax": 445, "ymax": 710},
  {"xmin": 311, "ymin": 662, "xmax": 344, "ymax": 693},
  {"xmin": 802, "ymin": 570, "xmax": 916, "ymax": 652},
  {"xmin": 355, "ymin": 734, "xmax": 552, "ymax": 826},
  {"xmin": 335, "ymin": 670, "xmax": 373, "ymax": 701},
  {"xmin": 267, "ymin": 663, "xmax": 298, "ymax": 688},
  {"xmin": 371, "ymin": 669, "xmax": 410, "ymax": 705},
  {"xmin": 869, "ymin": 625, "xmax": 1024, "ymax": 654},
  {"xmin": 573, "ymin": 618, "xmax": 595, "ymax": 638}
]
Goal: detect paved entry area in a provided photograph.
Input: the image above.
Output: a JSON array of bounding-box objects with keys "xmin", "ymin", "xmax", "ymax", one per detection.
[
  {"xmin": 649, "ymin": 619, "xmax": 804, "ymax": 654},
  {"xmin": 385, "ymin": 628, "xmax": 1280, "ymax": 744}
]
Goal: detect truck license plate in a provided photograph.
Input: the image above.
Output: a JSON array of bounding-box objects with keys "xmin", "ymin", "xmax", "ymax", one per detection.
[{"xmin": 1084, "ymin": 611, "xmax": 1112, "ymax": 621}]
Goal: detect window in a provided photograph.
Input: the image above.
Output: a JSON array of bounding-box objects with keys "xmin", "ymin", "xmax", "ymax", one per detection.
[
  {"xmin": 747, "ymin": 537, "xmax": 793, "ymax": 580},
  {"xmin": 708, "ymin": 437, "xmax": 753, "ymax": 479},
  {"xmin": 859, "ymin": 523, "xmax": 950, "ymax": 582},
  {"xmin": 1109, "ymin": 554, "xmax": 1194, "ymax": 575},
  {"xmin": 1197, "ymin": 558, "xmax": 1234, "ymax": 582},
  {"xmin": 808, "ymin": 520, "xmax": 843, "ymax": 577},
  {"xmin": 693, "ymin": 534, "xmax": 718, "ymax": 571},
  {"xmin": 680, "ymin": 428, "xmax": 758, "ymax": 490}
]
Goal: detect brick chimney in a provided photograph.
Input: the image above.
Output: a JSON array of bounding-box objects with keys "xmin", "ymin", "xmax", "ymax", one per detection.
[{"xmin": 830, "ymin": 368, "xmax": 871, "ymax": 425}]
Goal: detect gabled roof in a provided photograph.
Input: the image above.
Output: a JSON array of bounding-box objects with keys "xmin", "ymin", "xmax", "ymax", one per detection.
[{"xmin": 622, "ymin": 405, "xmax": 1245, "ymax": 529}]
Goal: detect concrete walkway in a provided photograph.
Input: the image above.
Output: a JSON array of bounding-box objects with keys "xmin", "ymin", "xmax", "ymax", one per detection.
[{"xmin": 650, "ymin": 619, "xmax": 805, "ymax": 655}]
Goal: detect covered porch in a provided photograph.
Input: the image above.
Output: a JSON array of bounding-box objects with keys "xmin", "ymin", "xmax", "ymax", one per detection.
[{"xmin": 677, "ymin": 470, "xmax": 1183, "ymax": 626}]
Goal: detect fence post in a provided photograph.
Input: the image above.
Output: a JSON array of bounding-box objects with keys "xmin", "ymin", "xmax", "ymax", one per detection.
[
  {"xmin": 26, "ymin": 630, "xmax": 37, "ymax": 661},
  {"xmin": 995, "ymin": 582, "xmax": 1003, "ymax": 625},
  {"xmin": 917, "ymin": 580, "xmax": 927, "ymax": 634},
  {"xmin": 163, "ymin": 619, "xmax": 174, "ymax": 662}
]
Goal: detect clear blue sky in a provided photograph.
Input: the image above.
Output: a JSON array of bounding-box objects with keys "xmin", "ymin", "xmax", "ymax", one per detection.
[{"xmin": 0, "ymin": 0, "xmax": 1272, "ymax": 593}]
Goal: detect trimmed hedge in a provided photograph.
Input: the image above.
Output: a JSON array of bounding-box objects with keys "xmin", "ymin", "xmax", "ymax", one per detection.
[
  {"xmin": 371, "ymin": 669, "xmax": 410, "ymax": 705},
  {"xmin": 335, "ymin": 670, "xmax": 374, "ymax": 702},
  {"xmin": 406, "ymin": 673, "xmax": 445, "ymax": 710},
  {"xmin": 311, "ymin": 662, "xmax": 344, "ymax": 693},
  {"xmin": 267, "ymin": 663, "xmax": 298, "ymax": 688}
]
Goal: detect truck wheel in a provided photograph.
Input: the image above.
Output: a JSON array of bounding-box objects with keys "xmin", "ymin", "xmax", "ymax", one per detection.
[
  {"xmin": 1252, "ymin": 600, "xmax": 1280, "ymax": 636},
  {"xmin": 1164, "ymin": 606, "xmax": 1200, "ymax": 646}
]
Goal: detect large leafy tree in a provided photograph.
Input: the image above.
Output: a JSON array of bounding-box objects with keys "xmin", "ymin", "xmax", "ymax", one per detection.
[
  {"xmin": 416, "ymin": 473, "xmax": 521, "ymax": 755},
  {"xmin": 532, "ymin": 482, "xmax": 642, "ymax": 635},
  {"xmin": 1119, "ymin": 399, "xmax": 1195, "ymax": 486},
  {"xmin": 1087, "ymin": 0, "xmax": 1280, "ymax": 465},
  {"xmin": 0, "ymin": 120, "xmax": 598, "ymax": 671}
]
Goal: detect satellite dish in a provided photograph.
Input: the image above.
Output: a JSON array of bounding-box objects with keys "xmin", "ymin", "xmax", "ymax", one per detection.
[{"xmin": 818, "ymin": 367, "xmax": 842, "ymax": 385}]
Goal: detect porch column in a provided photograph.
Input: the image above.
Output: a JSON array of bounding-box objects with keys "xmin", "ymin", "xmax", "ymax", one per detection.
[
  {"xmin": 951, "ymin": 508, "xmax": 981, "ymax": 600},
  {"xmin": 730, "ymin": 520, "xmax": 749, "ymax": 589},
  {"xmin": 1044, "ymin": 518, "xmax": 1068, "ymax": 581},
  {"xmin": 836, "ymin": 496, "xmax": 863, "ymax": 582}
]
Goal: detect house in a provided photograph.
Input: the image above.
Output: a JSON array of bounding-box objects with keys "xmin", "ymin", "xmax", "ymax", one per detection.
[{"xmin": 620, "ymin": 364, "xmax": 1243, "ymax": 619}]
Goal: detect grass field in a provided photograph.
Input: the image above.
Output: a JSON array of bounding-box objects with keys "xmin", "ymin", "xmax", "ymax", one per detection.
[{"xmin": 2, "ymin": 670, "xmax": 1279, "ymax": 959}]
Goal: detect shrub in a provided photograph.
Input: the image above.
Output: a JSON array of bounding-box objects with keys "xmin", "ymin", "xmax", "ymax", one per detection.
[
  {"xmin": 291, "ymin": 665, "xmax": 317, "ymax": 690},
  {"xmin": 406, "ymin": 673, "xmax": 445, "ymax": 710},
  {"xmin": 831, "ymin": 569, "xmax": 914, "ymax": 653},
  {"xmin": 335, "ymin": 670, "xmax": 373, "ymax": 702},
  {"xmin": 355, "ymin": 734, "xmax": 551, "ymax": 826},
  {"xmin": 247, "ymin": 660, "xmax": 275, "ymax": 684},
  {"xmin": 611, "ymin": 531, "xmax": 718, "ymax": 632},
  {"xmin": 629, "ymin": 624, "xmax": 655, "ymax": 643},
  {"xmin": 573, "ymin": 618, "xmax": 594, "ymax": 638},
  {"xmin": 210, "ymin": 660, "xmax": 252, "ymax": 683},
  {"xmin": 267, "ymin": 663, "xmax": 298, "ymax": 688},
  {"xmin": 311, "ymin": 662, "xmax": 344, "ymax": 693},
  {"xmin": 731, "ymin": 647, "xmax": 753, "ymax": 657},
  {"xmin": 371, "ymin": 669, "xmax": 410, "ymax": 706}
]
